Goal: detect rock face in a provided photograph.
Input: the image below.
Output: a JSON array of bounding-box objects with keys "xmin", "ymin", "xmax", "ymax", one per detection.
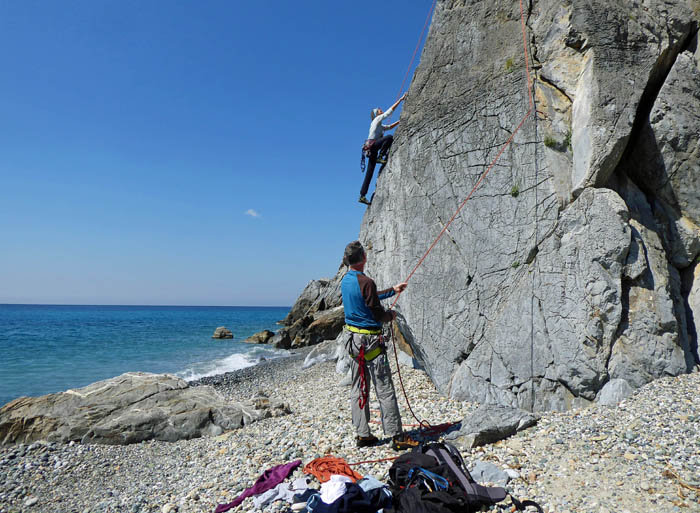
[
  {"xmin": 0, "ymin": 373, "xmax": 290, "ymax": 445},
  {"xmin": 212, "ymin": 327, "xmax": 233, "ymax": 339},
  {"xmin": 293, "ymin": 1, "xmax": 699, "ymax": 411}
]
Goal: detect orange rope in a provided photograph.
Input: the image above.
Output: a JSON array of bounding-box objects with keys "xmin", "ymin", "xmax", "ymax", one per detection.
[
  {"xmin": 303, "ymin": 456, "xmax": 363, "ymax": 483},
  {"xmin": 346, "ymin": 0, "xmax": 536, "ymax": 467},
  {"xmin": 385, "ymin": 0, "xmax": 536, "ymax": 437},
  {"xmin": 390, "ymin": 0, "xmax": 534, "ymax": 306}
]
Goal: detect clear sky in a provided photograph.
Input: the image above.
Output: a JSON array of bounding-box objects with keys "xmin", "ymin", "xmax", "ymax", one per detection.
[{"xmin": 0, "ymin": 1, "xmax": 434, "ymax": 306}]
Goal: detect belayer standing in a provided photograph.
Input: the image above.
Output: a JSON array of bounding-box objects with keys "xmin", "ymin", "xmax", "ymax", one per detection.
[
  {"xmin": 340, "ymin": 240, "xmax": 419, "ymax": 450},
  {"xmin": 359, "ymin": 93, "xmax": 407, "ymax": 205}
]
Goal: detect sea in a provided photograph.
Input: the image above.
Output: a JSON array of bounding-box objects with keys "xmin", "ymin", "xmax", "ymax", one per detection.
[{"xmin": 0, "ymin": 304, "xmax": 291, "ymax": 407}]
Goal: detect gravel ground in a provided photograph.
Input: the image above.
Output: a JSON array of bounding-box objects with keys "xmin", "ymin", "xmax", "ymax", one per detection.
[{"xmin": 0, "ymin": 347, "xmax": 698, "ymax": 513}]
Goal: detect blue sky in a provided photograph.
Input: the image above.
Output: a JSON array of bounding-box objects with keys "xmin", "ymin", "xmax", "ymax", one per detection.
[{"xmin": 0, "ymin": 0, "xmax": 434, "ymax": 306}]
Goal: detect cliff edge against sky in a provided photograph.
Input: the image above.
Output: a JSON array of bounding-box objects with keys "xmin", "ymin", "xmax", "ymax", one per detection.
[{"xmin": 292, "ymin": 0, "xmax": 700, "ymax": 412}]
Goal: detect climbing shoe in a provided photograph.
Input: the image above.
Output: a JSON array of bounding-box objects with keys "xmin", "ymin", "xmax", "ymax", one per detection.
[
  {"xmin": 356, "ymin": 434, "xmax": 379, "ymax": 448},
  {"xmin": 358, "ymin": 195, "xmax": 371, "ymax": 205},
  {"xmin": 376, "ymin": 155, "xmax": 387, "ymax": 164},
  {"xmin": 392, "ymin": 433, "xmax": 419, "ymax": 451}
]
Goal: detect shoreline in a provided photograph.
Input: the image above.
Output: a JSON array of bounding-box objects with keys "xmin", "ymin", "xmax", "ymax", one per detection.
[
  {"xmin": 188, "ymin": 345, "xmax": 316, "ymax": 397},
  {"xmin": 1, "ymin": 347, "xmax": 698, "ymax": 513}
]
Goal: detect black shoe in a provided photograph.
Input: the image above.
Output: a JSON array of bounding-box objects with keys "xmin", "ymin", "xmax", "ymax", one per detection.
[
  {"xmin": 358, "ymin": 195, "xmax": 371, "ymax": 205},
  {"xmin": 392, "ymin": 433, "xmax": 419, "ymax": 451},
  {"xmin": 356, "ymin": 434, "xmax": 379, "ymax": 448}
]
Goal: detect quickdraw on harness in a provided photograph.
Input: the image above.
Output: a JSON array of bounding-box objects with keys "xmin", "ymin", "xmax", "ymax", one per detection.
[{"xmin": 360, "ymin": 139, "xmax": 375, "ymax": 173}]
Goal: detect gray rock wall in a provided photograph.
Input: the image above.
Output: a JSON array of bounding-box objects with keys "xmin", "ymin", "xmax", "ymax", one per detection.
[{"xmin": 352, "ymin": 0, "xmax": 699, "ymax": 411}]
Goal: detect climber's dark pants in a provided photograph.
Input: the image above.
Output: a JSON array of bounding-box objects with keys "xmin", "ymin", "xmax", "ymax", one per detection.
[{"xmin": 361, "ymin": 135, "xmax": 393, "ymax": 197}]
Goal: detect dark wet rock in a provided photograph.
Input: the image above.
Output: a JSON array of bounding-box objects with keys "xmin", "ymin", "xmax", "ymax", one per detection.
[{"xmin": 270, "ymin": 330, "xmax": 292, "ymax": 350}]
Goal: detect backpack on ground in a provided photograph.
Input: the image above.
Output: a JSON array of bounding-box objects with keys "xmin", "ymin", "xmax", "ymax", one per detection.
[{"xmin": 388, "ymin": 441, "xmax": 542, "ymax": 513}]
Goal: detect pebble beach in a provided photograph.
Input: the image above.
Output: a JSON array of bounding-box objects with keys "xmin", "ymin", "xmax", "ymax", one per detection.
[{"xmin": 1, "ymin": 348, "xmax": 698, "ymax": 513}]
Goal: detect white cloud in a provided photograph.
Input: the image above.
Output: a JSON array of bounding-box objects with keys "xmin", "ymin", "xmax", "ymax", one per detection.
[{"xmin": 245, "ymin": 209, "xmax": 261, "ymax": 218}]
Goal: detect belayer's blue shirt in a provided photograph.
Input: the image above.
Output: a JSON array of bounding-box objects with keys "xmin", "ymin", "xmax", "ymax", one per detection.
[{"xmin": 341, "ymin": 270, "xmax": 396, "ymax": 329}]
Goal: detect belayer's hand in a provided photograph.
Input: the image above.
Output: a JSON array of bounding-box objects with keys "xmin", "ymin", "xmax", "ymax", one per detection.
[{"xmin": 393, "ymin": 282, "xmax": 408, "ymax": 294}]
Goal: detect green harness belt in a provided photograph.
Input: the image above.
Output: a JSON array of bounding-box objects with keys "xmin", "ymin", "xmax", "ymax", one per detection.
[{"xmin": 344, "ymin": 325, "xmax": 383, "ymax": 361}]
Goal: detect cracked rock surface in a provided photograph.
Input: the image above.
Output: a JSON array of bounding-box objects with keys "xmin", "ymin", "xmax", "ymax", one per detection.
[{"xmin": 297, "ymin": 0, "xmax": 700, "ymax": 411}]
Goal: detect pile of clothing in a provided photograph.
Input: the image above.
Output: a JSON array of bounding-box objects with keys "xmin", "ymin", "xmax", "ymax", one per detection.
[{"xmin": 215, "ymin": 456, "xmax": 391, "ymax": 513}]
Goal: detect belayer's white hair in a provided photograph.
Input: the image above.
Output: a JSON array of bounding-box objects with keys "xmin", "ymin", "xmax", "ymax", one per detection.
[{"xmin": 371, "ymin": 108, "xmax": 381, "ymax": 120}]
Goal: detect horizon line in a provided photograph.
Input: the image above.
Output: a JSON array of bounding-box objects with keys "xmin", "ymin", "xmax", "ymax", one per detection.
[{"xmin": 0, "ymin": 303, "xmax": 292, "ymax": 308}]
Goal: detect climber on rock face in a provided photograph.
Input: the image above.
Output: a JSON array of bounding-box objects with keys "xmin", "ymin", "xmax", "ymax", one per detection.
[{"xmin": 359, "ymin": 92, "xmax": 407, "ymax": 205}]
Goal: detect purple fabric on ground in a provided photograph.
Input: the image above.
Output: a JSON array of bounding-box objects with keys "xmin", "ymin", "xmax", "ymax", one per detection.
[{"xmin": 214, "ymin": 460, "xmax": 302, "ymax": 513}]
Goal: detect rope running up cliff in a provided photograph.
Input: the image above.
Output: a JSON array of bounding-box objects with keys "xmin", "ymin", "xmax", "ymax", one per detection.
[{"xmin": 384, "ymin": 0, "xmax": 537, "ymax": 436}]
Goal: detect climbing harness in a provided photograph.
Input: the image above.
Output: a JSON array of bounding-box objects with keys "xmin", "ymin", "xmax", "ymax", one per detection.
[
  {"xmin": 346, "ymin": 325, "xmax": 385, "ymax": 409},
  {"xmin": 345, "ymin": 324, "xmax": 381, "ymax": 336},
  {"xmin": 360, "ymin": 139, "xmax": 375, "ymax": 173}
]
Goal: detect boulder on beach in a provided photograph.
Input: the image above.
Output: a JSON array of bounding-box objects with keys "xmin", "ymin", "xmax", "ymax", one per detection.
[
  {"xmin": 445, "ymin": 405, "xmax": 539, "ymax": 449},
  {"xmin": 0, "ymin": 372, "xmax": 290, "ymax": 445},
  {"xmin": 212, "ymin": 326, "xmax": 233, "ymax": 339},
  {"xmin": 245, "ymin": 329, "xmax": 275, "ymax": 344}
]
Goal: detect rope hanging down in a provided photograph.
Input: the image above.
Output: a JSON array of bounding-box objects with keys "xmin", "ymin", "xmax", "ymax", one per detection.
[
  {"xmin": 395, "ymin": 0, "xmax": 438, "ymax": 103},
  {"xmin": 384, "ymin": 0, "xmax": 536, "ymax": 438}
]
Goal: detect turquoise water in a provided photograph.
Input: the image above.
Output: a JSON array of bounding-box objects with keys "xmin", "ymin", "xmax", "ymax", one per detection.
[{"xmin": 0, "ymin": 304, "xmax": 290, "ymax": 406}]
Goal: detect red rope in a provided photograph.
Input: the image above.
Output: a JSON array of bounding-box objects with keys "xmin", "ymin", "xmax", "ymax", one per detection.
[
  {"xmin": 357, "ymin": 346, "xmax": 370, "ymax": 409},
  {"xmin": 395, "ymin": 0, "xmax": 438, "ymax": 102},
  {"xmin": 384, "ymin": 0, "xmax": 536, "ymax": 436},
  {"xmin": 348, "ymin": 0, "xmax": 536, "ymax": 466},
  {"xmin": 390, "ymin": 0, "xmax": 534, "ymax": 309}
]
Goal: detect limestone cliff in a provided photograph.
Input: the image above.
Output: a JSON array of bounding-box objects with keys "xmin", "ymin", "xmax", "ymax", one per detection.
[{"xmin": 294, "ymin": 0, "xmax": 700, "ymax": 411}]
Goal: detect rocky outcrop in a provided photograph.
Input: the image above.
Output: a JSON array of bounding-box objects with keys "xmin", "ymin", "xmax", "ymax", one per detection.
[
  {"xmin": 0, "ymin": 373, "xmax": 290, "ymax": 445},
  {"xmin": 298, "ymin": 306, "xmax": 345, "ymax": 347},
  {"xmin": 273, "ymin": 305, "xmax": 345, "ymax": 349},
  {"xmin": 281, "ymin": 276, "xmax": 342, "ymax": 327},
  {"xmin": 212, "ymin": 327, "xmax": 233, "ymax": 339},
  {"xmin": 245, "ymin": 330, "xmax": 275, "ymax": 344},
  {"xmin": 291, "ymin": 0, "xmax": 699, "ymax": 411}
]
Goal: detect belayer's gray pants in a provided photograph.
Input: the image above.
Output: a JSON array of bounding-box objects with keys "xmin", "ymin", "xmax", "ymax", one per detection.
[{"xmin": 349, "ymin": 333, "xmax": 402, "ymax": 437}]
